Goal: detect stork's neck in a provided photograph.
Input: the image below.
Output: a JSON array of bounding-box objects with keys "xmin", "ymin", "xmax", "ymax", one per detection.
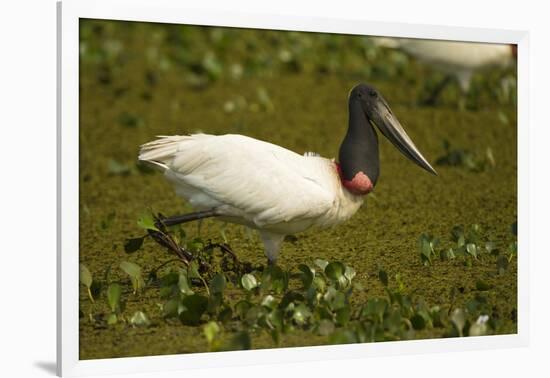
[{"xmin": 337, "ymin": 99, "xmax": 379, "ymax": 195}]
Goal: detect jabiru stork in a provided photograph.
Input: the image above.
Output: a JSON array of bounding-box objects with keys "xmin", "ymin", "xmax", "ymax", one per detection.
[
  {"xmin": 139, "ymin": 83, "xmax": 436, "ymax": 264},
  {"xmin": 372, "ymin": 38, "xmax": 517, "ymax": 104}
]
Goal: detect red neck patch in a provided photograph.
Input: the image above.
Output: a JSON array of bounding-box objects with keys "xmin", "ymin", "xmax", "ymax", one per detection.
[{"xmin": 335, "ymin": 163, "xmax": 374, "ymax": 195}]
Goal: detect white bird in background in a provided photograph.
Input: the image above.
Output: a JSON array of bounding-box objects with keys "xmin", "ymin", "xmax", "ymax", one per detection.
[
  {"xmin": 372, "ymin": 38, "xmax": 517, "ymax": 103},
  {"xmin": 139, "ymin": 84, "xmax": 436, "ymax": 264}
]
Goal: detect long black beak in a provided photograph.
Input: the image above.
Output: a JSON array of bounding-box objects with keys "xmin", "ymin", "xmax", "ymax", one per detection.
[{"xmin": 370, "ymin": 99, "xmax": 437, "ymax": 175}]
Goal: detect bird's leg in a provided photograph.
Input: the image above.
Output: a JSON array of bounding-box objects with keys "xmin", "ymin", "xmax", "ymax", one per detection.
[
  {"xmin": 155, "ymin": 209, "xmax": 220, "ymax": 229},
  {"xmin": 420, "ymin": 74, "xmax": 453, "ymax": 106},
  {"xmin": 259, "ymin": 231, "xmax": 285, "ymax": 266}
]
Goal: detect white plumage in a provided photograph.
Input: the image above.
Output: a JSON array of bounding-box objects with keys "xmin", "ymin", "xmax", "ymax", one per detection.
[
  {"xmin": 372, "ymin": 38, "xmax": 515, "ymax": 91},
  {"xmin": 139, "ymin": 134, "xmax": 363, "ymax": 262}
]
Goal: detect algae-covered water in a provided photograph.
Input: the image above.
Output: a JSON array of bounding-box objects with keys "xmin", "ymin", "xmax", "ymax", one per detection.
[{"xmin": 78, "ymin": 19, "xmax": 517, "ymax": 359}]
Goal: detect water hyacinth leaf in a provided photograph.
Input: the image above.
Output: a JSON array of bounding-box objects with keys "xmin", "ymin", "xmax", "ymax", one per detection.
[
  {"xmin": 229, "ymin": 331, "xmax": 251, "ymax": 350},
  {"xmin": 235, "ymin": 300, "xmax": 252, "ymax": 320},
  {"xmin": 314, "ymin": 259, "xmax": 329, "ymax": 271},
  {"xmin": 120, "ymin": 261, "xmax": 145, "ymax": 293},
  {"xmin": 188, "ymin": 237, "xmax": 204, "ymax": 253},
  {"xmin": 344, "ymin": 265, "xmax": 356, "ymax": 283},
  {"xmin": 80, "ymin": 263, "xmax": 95, "ymax": 303},
  {"xmin": 261, "ymin": 295, "xmax": 277, "ymax": 309},
  {"xmin": 137, "ymin": 213, "xmax": 159, "ymax": 232},
  {"xmin": 261, "ymin": 265, "xmax": 288, "ymax": 293},
  {"xmin": 485, "ymin": 241, "xmax": 497, "ymax": 255},
  {"xmin": 187, "ymin": 260, "xmax": 202, "ymax": 280},
  {"xmin": 497, "ymin": 256, "xmax": 509, "ymax": 274},
  {"xmin": 124, "ymin": 237, "xmax": 144, "ymax": 253},
  {"xmin": 179, "ymin": 294, "xmax": 208, "ymax": 326},
  {"xmin": 163, "ymin": 298, "xmax": 180, "ymax": 318},
  {"xmin": 317, "ymin": 319, "xmax": 335, "ymax": 336},
  {"xmin": 451, "ymin": 308, "xmax": 466, "ymax": 337},
  {"xmin": 410, "ymin": 314, "xmax": 426, "ymax": 330},
  {"xmin": 466, "ymin": 243, "xmax": 478, "ymax": 259},
  {"xmin": 266, "ymin": 309, "xmax": 284, "ymax": 330},
  {"xmin": 336, "ymin": 306, "xmax": 351, "ymax": 326},
  {"xmin": 329, "ymin": 329, "xmax": 358, "ymax": 345},
  {"xmin": 325, "ymin": 262, "xmax": 347, "ymax": 287},
  {"xmin": 241, "ymin": 273, "xmax": 258, "ymax": 291},
  {"xmin": 107, "ymin": 313, "xmax": 118, "ymax": 325},
  {"xmin": 209, "ymin": 273, "xmax": 226, "ymax": 295},
  {"xmin": 292, "ymin": 303, "xmax": 311, "ymax": 325},
  {"xmin": 79, "ymin": 264, "xmax": 93, "ymax": 288},
  {"xmin": 313, "ymin": 276, "xmax": 326, "ymax": 293},
  {"xmin": 203, "ymin": 321, "xmax": 221, "ymax": 344},
  {"xmin": 178, "ymin": 269, "xmax": 194, "ymax": 296},
  {"xmin": 511, "ymin": 221, "xmax": 517, "ymax": 236},
  {"xmin": 451, "ymin": 225, "xmax": 464, "ymax": 242},
  {"xmin": 130, "ymin": 311, "xmax": 151, "ymax": 327},
  {"xmin": 297, "ymin": 264, "xmax": 314, "ymax": 289},
  {"xmin": 378, "ymin": 270, "xmax": 388, "ymax": 286},
  {"xmin": 469, "ymin": 315, "xmax": 489, "ymax": 336},
  {"xmin": 107, "ymin": 283, "xmax": 122, "ymax": 313}
]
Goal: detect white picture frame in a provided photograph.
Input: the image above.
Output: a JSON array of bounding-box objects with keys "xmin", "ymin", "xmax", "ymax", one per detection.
[{"xmin": 57, "ymin": 0, "xmax": 529, "ymax": 376}]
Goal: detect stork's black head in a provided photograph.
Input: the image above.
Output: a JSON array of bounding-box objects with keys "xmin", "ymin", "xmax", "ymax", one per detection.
[
  {"xmin": 339, "ymin": 84, "xmax": 436, "ymax": 194},
  {"xmin": 351, "ymin": 83, "xmax": 437, "ymax": 176}
]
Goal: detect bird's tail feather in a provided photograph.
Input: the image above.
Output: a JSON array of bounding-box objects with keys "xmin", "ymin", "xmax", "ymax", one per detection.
[{"xmin": 139, "ymin": 135, "xmax": 199, "ymax": 171}]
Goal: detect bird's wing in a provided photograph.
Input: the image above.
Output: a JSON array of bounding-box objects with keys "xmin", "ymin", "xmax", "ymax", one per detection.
[{"xmin": 140, "ymin": 134, "xmax": 336, "ymax": 227}]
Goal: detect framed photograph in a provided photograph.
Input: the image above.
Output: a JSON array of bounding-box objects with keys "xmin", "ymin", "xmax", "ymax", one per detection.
[{"xmin": 58, "ymin": 0, "xmax": 529, "ymax": 376}]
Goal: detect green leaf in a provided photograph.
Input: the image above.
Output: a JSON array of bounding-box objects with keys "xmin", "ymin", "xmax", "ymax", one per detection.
[
  {"xmin": 410, "ymin": 314, "xmax": 426, "ymax": 330},
  {"xmin": 292, "ymin": 303, "xmax": 311, "ymax": 325},
  {"xmin": 261, "ymin": 265, "xmax": 288, "ymax": 293},
  {"xmin": 203, "ymin": 321, "xmax": 221, "ymax": 344},
  {"xmin": 80, "ymin": 263, "xmax": 95, "ymax": 303},
  {"xmin": 107, "ymin": 283, "xmax": 122, "ymax": 313},
  {"xmin": 107, "ymin": 313, "xmax": 118, "ymax": 325},
  {"xmin": 314, "ymin": 259, "xmax": 329, "ymax": 271},
  {"xmin": 179, "ymin": 294, "xmax": 208, "ymax": 325},
  {"xmin": 378, "ymin": 270, "xmax": 388, "ymax": 286},
  {"xmin": 335, "ymin": 306, "xmax": 351, "ymax": 326},
  {"xmin": 297, "ymin": 264, "xmax": 314, "ymax": 289},
  {"xmin": 209, "ymin": 273, "xmax": 226, "ymax": 295},
  {"xmin": 466, "ymin": 243, "xmax": 478, "ymax": 259},
  {"xmin": 451, "ymin": 309, "xmax": 466, "ymax": 337},
  {"xmin": 325, "ymin": 262, "xmax": 347, "ymax": 287},
  {"xmin": 79, "ymin": 264, "xmax": 93, "ymax": 288},
  {"xmin": 228, "ymin": 331, "xmax": 251, "ymax": 350},
  {"xmin": 163, "ymin": 299, "xmax": 181, "ymax": 318},
  {"xmin": 130, "ymin": 311, "xmax": 151, "ymax": 327},
  {"xmin": 178, "ymin": 270, "xmax": 194, "ymax": 296},
  {"xmin": 187, "ymin": 260, "xmax": 202, "ymax": 280},
  {"xmin": 261, "ymin": 295, "xmax": 277, "ymax": 310},
  {"xmin": 344, "ymin": 265, "xmax": 356, "ymax": 283},
  {"xmin": 266, "ymin": 309, "xmax": 284, "ymax": 330},
  {"xmin": 124, "ymin": 237, "xmax": 145, "ymax": 253},
  {"xmin": 317, "ymin": 319, "xmax": 335, "ymax": 336},
  {"xmin": 137, "ymin": 213, "xmax": 159, "ymax": 232},
  {"xmin": 120, "ymin": 261, "xmax": 145, "ymax": 293},
  {"xmin": 496, "ymin": 256, "xmax": 509, "ymax": 275},
  {"xmin": 241, "ymin": 273, "xmax": 258, "ymax": 291}
]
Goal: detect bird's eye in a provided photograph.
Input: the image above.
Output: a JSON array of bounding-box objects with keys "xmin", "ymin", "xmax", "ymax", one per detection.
[{"xmin": 369, "ymin": 90, "xmax": 377, "ymax": 97}]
